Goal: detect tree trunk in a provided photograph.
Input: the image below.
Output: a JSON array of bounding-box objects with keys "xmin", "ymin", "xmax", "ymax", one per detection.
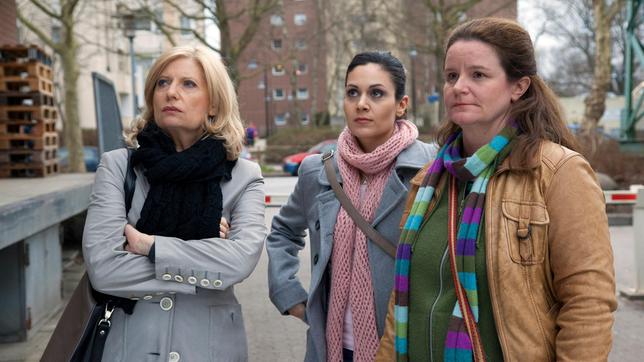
[
  {"xmin": 61, "ymin": 40, "xmax": 85, "ymax": 172},
  {"xmin": 582, "ymin": 1, "xmax": 610, "ymax": 132},
  {"xmin": 582, "ymin": 0, "xmax": 623, "ymax": 133}
]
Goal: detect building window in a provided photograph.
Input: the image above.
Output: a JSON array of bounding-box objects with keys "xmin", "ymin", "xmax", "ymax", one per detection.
[
  {"xmin": 271, "ymin": 14, "xmax": 284, "ymax": 26},
  {"xmin": 296, "ymin": 63, "xmax": 308, "ymax": 75},
  {"xmin": 272, "ymin": 64, "xmax": 285, "ymax": 76},
  {"xmin": 297, "ymin": 87, "xmax": 309, "ymax": 100},
  {"xmin": 247, "ymin": 59, "xmax": 258, "ymax": 69},
  {"xmin": 294, "ymin": 13, "xmax": 307, "ymax": 26},
  {"xmin": 301, "ymin": 113, "xmax": 310, "ymax": 125},
  {"xmin": 180, "ymin": 16, "xmax": 193, "ymax": 35},
  {"xmin": 273, "ymin": 88, "xmax": 285, "ymax": 100},
  {"xmin": 295, "ymin": 39, "xmax": 307, "ymax": 50},
  {"xmin": 274, "ymin": 113, "xmax": 286, "ymax": 126},
  {"xmin": 272, "ymin": 39, "xmax": 283, "ymax": 50}
]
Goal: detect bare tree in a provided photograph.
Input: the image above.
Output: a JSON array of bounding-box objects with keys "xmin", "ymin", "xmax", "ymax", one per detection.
[
  {"xmin": 536, "ymin": 0, "xmax": 630, "ymax": 97},
  {"xmin": 582, "ymin": 0, "xmax": 625, "ymax": 132},
  {"xmin": 125, "ymin": 0, "xmax": 278, "ymax": 88},
  {"xmin": 17, "ymin": 0, "xmax": 85, "ymax": 172}
]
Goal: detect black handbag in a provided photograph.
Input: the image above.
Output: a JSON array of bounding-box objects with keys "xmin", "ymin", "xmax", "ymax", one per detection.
[{"xmin": 42, "ymin": 149, "xmax": 138, "ymax": 362}]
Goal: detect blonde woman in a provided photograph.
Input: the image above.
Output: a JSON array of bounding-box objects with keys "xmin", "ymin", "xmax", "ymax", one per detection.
[{"xmin": 83, "ymin": 46, "xmax": 266, "ymax": 361}]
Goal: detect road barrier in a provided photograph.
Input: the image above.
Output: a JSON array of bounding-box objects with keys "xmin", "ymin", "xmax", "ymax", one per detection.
[
  {"xmin": 265, "ymin": 194, "xmax": 290, "ymax": 208},
  {"xmin": 620, "ymin": 188, "xmax": 644, "ymax": 300},
  {"xmin": 604, "ymin": 185, "xmax": 644, "ymax": 204}
]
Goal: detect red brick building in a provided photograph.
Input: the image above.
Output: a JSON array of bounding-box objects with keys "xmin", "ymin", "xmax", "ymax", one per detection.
[
  {"xmin": 0, "ymin": 1, "xmax": 17, "ymax": 45},
  {"xmin": 231, "ymin": 0, "xmax": 327, "ymax": 137}
]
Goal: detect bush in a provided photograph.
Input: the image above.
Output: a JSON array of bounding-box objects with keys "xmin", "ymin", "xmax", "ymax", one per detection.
[
  {"xmin": 267, "ymin": 126, "xmax": 341, "ymax": 147},
  {"xmin": 578, "ymin": 134, "xmax": 644, "ymax": 188},
  {"xmin": 264, "ymin": 126, "xmax": 341, "ymax": 163}
]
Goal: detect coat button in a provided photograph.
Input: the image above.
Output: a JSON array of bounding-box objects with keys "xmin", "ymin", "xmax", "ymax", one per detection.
[
  {"xmin": 313, "ymin": 254, "xmax": 319, "ymax": 265},
  {"xmin": 168, "ymin": 351, "xmax": 180, "ymax": 362},
  {"xmin": 315, "ymin": 220, "xmax": 320, "ymax": 230},
  {"xmin": 174, "ymin": 275, "xmax": 184, "ymax": 283},
  {"xmin": 162, "ymin": 273, "xmax": 172, "ymax": 281},
  {"xmin": 160, "ymin": 297, "xmax": 173, "ymax": 311},
  {"xmin": 187, "ymin": 276, "xmax": 197, "ymax": 285},
  {"xmin": 200, "ymin": 279, "xmax": 211, "ymax": 287},
  {"xmin": 212, "ymin": 279, "xmax": 223, "ymax": 288}
]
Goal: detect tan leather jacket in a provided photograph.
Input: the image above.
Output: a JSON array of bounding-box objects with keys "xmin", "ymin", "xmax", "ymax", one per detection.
[{"xmin": 376, "ymin": 141, "xmax": 617, "ymax": 361}]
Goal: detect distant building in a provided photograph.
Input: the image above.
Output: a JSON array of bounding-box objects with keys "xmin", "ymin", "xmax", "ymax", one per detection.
[
  {"xmin": 0, "ymin": 1, "xmax": 17, "ymax": 45},
  {"xmin": 231, "ymin": 0, "xmax": 327, "ymax": 137},
  {"xmin": 16, "ymin": 1, "xmax": 206, "ymax": 140}
]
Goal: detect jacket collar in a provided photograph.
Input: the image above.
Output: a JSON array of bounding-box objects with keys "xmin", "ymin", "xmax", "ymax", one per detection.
[
  {"xmin": 317, "ymin": 140, "xmax": 431, "ymax": 186},
  {"xmin": 495, "ymin": 141, "xmax": 542, "ymax": 175}
]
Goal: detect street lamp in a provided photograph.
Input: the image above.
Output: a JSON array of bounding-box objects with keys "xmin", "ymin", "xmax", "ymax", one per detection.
[
  {"xmin": 409, "ymin": 48, "xmax": 418, "ymax": 122},
  {"xmin": 120, "ymin": 11, "xmax": 138, "ymax": 120},
  {"xmin": 259, "ymin": 66, "xmax": 272, "ymax": 137}
]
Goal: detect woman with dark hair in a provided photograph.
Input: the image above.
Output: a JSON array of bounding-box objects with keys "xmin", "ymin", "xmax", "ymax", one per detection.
[
  {"xmin": 377, "ymin": 17, "xmax": 616, "ymax": 361},
  {"xmin": 266, "ymin": 51, "xmax": 435, "ymax": 361}
]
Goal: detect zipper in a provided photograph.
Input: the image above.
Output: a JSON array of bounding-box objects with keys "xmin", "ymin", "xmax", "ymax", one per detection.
[
  {"xmin": 411, "ymin": 176, "xmax": 448, "ymax": 252},
  {"xmin": 428, "ymin": 245, "xmax": 449, "ymax": 362}
]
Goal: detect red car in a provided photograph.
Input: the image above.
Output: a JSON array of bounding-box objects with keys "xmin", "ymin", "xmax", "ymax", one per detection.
[{"xmin": 282, "ymin": 140, "xmax": 337, "ymax": 176}]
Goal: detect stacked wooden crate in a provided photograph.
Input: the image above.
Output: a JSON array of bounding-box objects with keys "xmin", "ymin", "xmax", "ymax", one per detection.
[{"xmin": 0, "ymin": 44, "xmax": 58, "ymax": 177}]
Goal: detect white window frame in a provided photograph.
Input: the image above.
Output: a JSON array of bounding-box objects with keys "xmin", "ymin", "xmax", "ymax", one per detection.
[
  {"xmin": 270, "ymin": 14, "xmax": 284, "ymax": 26},
  {"xmin": 180, "ymin": 16, "xmax": 193, "ymax": 36},
  {"xmin": 272, "ymin": 64, "xmax": 285, "ymax": 76},
  {"xmin": 296, "ymin": 87, "xmax": 309, "ymax": 100},
  {"xmin": 274, "ymin": 113, "xmax": 286, "ymax": 126},
  {"xmin": 301, "ymin": 113, "xmax": 310, "ymax": 125},
  {"xmin": 294, "ymin": 13, "xmax": 307, "ymax": 26},
  {"xmin": 273, "ymin": 88, "xmax": 285, "ymax": 100}
]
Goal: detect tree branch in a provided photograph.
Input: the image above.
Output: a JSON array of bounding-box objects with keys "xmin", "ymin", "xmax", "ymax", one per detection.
[
  {"xmin": 16, "ymin": 8, "xmax": 58, "ymax": 51},
  {"xmin": 26, "ymin": 0, "xmax": 60, "ymax": 20}
]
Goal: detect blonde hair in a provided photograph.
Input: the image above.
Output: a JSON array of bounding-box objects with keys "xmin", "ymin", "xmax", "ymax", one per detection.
[{"xmin": 124, "ymin": 46, "xmax": 245, "ymax": 160}]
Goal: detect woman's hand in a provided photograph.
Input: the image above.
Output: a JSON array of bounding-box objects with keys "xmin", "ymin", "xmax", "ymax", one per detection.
[
  {"xmin": 124, "ymin": 224, "xmax": 154, "ymax": 256},
  {"xmin": 220, "ymin": 217, "xmax": 230, "ymax": 238},
  {"xmin": 288, "ymin": 303, "xmax": 306, "ymax": 322}
]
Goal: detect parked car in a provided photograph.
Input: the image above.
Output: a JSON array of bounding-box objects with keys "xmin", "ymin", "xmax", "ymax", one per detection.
[
  {"xmin": 58, "ymin": 146, "xmax": 99, "ymax": 172},
  {"xmin": 282, "ymin": 139, "xmax": 337, "ymax": 176}
]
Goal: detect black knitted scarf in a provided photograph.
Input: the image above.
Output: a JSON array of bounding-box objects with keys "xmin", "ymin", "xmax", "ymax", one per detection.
[{"xmin": 132, "ymin": 123, "xmax": 236, "ymax": 240}]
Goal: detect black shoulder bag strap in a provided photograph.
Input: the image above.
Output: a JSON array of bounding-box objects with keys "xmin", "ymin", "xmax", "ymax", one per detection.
[
  {"xmin": 124, "ymin": 148, "xmax": 136, "ymax": 213},
  {"xmin": 322, "ymin": 150, "xmax": 397, "ymax": 258}
]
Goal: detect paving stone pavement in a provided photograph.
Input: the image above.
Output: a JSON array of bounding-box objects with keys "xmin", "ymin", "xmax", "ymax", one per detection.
[{"xmin": 1, "ymin": 221, "xmax": 642, "ymax": 361}]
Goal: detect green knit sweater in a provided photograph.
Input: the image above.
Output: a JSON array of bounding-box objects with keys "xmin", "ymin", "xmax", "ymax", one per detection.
[{"xmin": 408, "ymin": 179, "xmax": 503, "ymax": 361}]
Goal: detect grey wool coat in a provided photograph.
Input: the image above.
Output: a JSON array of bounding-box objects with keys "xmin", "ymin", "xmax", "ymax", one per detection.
[
  {"xmin": 266, "ymin": 140, "xmax": 436, "ymax": 361},
  {"xmin": 83, "ymin": 148, "xmax": 266, "ymax": 362}
]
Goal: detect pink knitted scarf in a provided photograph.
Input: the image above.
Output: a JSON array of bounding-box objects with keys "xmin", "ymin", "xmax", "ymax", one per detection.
[{"xmin": 326, "ymin": 120, "xmax": 418, "ymax": 361}]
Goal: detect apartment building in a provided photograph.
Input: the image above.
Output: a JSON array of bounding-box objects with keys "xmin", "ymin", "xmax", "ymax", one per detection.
[
  {"xmin": 232, "ymin": 0, "xmax": 327, "ymax": 137},
  {"xmin": 16, "ymin": 0, "xmax": 206, "ymax": 134}
]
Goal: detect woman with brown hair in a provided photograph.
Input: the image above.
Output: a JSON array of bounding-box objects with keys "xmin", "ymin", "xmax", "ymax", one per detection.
[{"xmin": 377, "ymin": 18, "xmax": 616, "ymax": 361}]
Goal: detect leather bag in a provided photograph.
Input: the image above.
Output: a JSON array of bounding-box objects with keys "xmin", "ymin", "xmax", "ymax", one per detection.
[{"xmin": 41, "ymin": 149, "xmax": 137, "ymax": 362}]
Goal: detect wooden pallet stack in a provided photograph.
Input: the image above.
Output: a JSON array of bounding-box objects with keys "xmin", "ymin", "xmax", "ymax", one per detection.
[{"xmin": 0, "ymin": 44, "xmax": 59, "ymax": 178}]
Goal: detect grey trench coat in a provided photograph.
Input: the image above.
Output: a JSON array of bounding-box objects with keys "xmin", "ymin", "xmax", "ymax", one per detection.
[
  {"xmin": 83, "ymin": 148, "xmax": 266, "ymax": 361},
  {"xmin": 266, "ymin": 140, "xmax": 436, "ymax": 361}
]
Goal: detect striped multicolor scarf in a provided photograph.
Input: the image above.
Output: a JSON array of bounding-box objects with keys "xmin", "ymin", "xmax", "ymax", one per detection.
[{"xmin": 394, "ymin": 124, "xmax": 516, "ymax": 361}]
